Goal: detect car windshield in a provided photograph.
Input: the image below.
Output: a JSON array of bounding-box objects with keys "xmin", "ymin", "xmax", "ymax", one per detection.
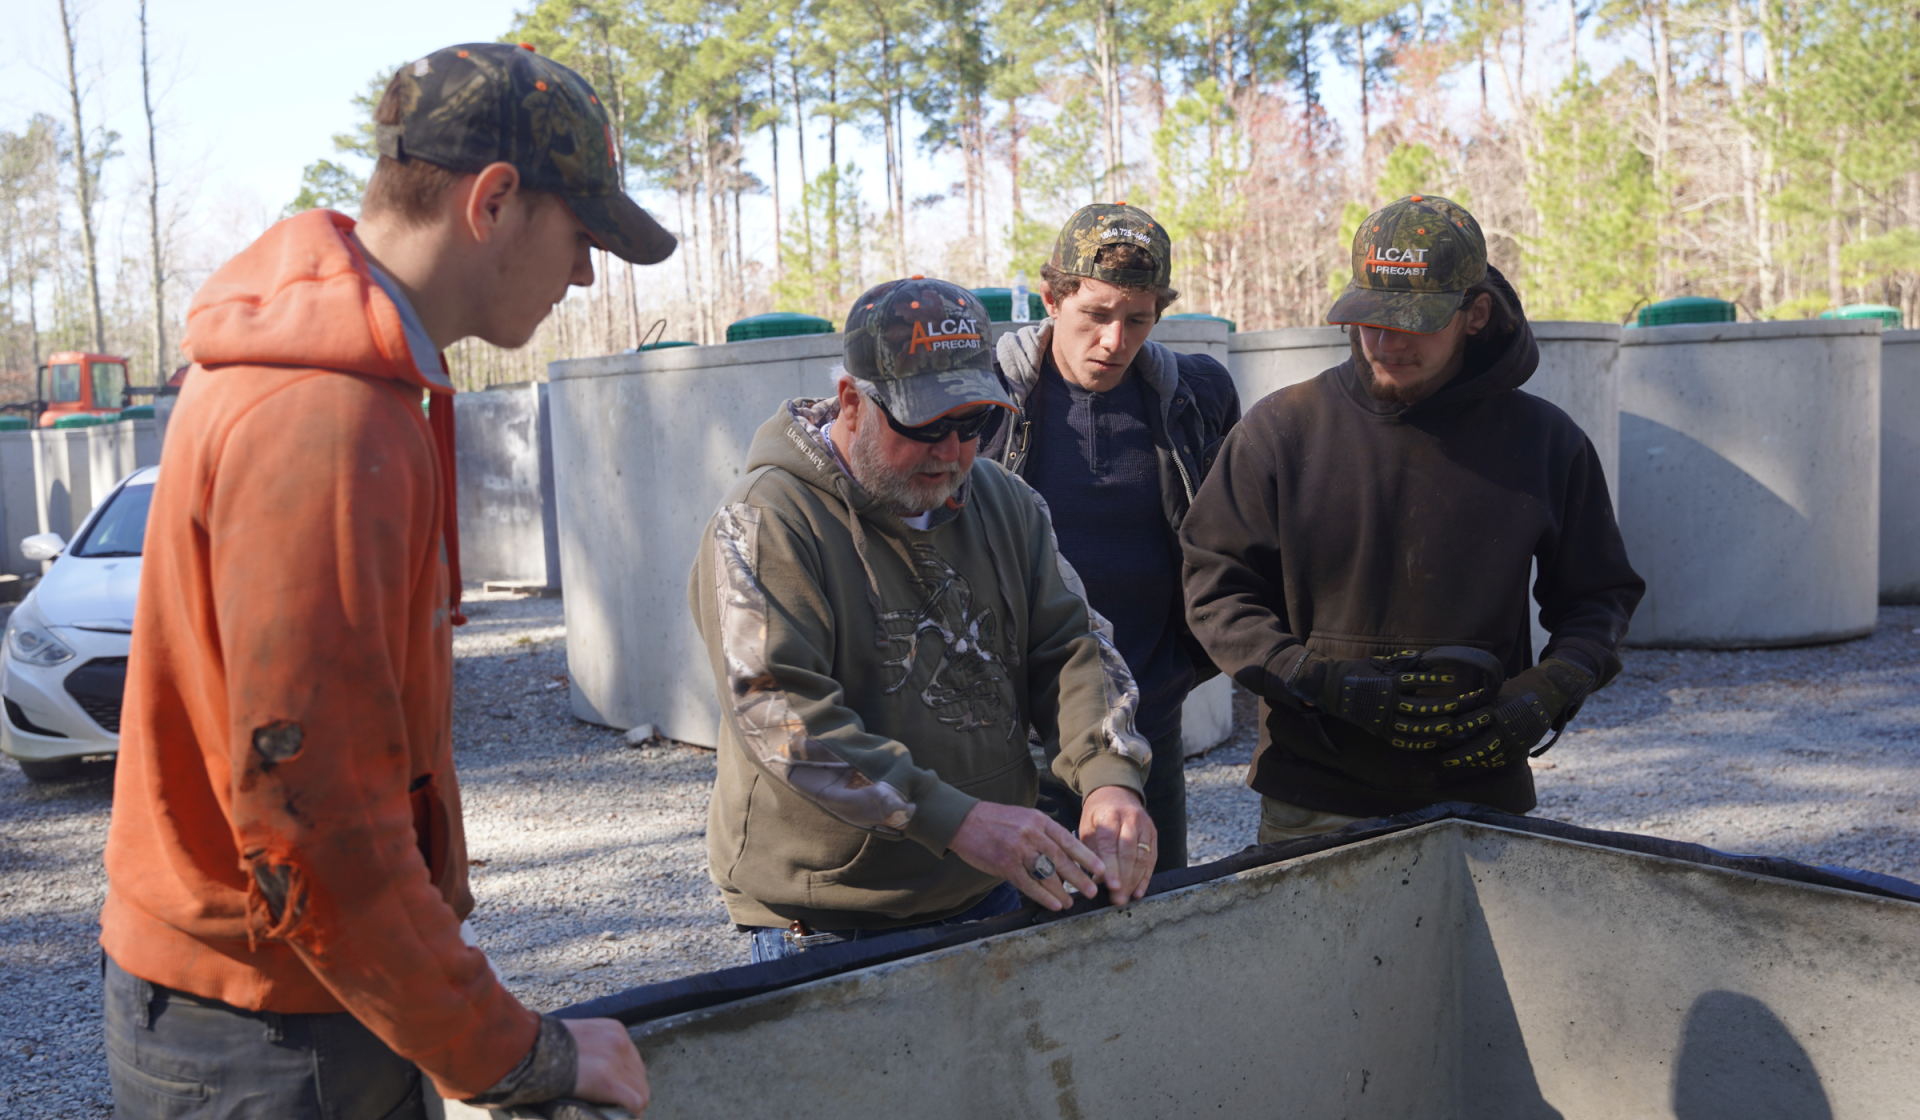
[{"xmin": 70, "ymin": 482, "xmax": 153, "ymax": 558}]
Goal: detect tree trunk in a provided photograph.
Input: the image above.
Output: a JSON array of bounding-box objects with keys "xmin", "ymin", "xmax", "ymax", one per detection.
[
  {"xmin": 1007, "ymin": 95, "xmax": 1023, "ymax": 221},
  {"xmin": 1651, "ymin": 0, "xmax": 1673, "ymax": 296},
  {"xmin": 141, "ymin": 0, "xmax": 165, "ymax": 382},
  {"xmin": 1828, "ymin": 130, "xmax": 1846, "ymax": 310},
  {"xmin": 57, "ymin": 0, "xmax": 106, "ymax": 354}
]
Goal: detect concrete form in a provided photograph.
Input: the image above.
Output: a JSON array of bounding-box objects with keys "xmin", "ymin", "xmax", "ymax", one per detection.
[
  {"xmin": 547, "ymin": 818, "xmax": 1920, "ymax": 1119},
  {"xmin": 547, "ymin": 320, "xmax": 1228, "ymax": 745},
  {"xmin": 454, "ymin": 383, "xmax": 560, "ymax": 589},
  {"xmin": 1880, "ymin": 330, "xmax": 1920, "ymax": 602},
  {"xmin": 1618, "ymin": 320, "xmax": 1882, "ymax": 648},
  {"xmin": 1225, "ymin": 325, "xmax": 1348, "ymax": 411},
  {"xmin": 0, "ymin": 431, "xmax": 37, "ymax": 577}
]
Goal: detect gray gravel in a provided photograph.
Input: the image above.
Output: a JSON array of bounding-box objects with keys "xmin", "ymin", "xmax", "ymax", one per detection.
[{"xmin": 5, "ymin": 592, "xmax": 1920, "ymax": 1117}]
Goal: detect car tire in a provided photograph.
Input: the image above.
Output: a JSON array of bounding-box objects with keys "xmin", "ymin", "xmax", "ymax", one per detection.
[{"xmin": 17, "ymin": 756, "xmax": 84, "ymax": 782}]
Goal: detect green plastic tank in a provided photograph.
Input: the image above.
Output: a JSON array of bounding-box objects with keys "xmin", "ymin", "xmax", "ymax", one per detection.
[
  {"xmin": 53, "ymin": 413, "xmax": 109, "ymax": 429},
  {"xmin": 726, "ymin": 312, "xmax": 835, "ymax": 343},
  {"xmin": 1636, "ymin": 297, "xmax": 1736, "ymax": 328},
  {"xmin": 969, "ymin": 288, "xmax": 1047, "ymax": 323},
  {"xmin": 1164, "ymin": 312, "xmax": 1237, "ymax": 333},
  {"xmin": 118, "ymin": 405, "xmax": 156, "ymax": 420},
  {"xmin": 1821, "ymin": 304, "xmax": 1902, "ymax": 329},
  {"xmin": 0, "ymin": 416, "xmax": 27, "ymax": 431}
]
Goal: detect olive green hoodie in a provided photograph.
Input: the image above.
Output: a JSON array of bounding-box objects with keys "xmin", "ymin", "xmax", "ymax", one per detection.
[{"xmin": 691, "ymin": 398, "xmax": 1151, "ymax": 931}]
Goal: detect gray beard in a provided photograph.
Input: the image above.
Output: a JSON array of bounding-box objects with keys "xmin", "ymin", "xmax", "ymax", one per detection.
[{"xmin": 848, "ymin": 416, "xmax": 969, "ymax": 515}]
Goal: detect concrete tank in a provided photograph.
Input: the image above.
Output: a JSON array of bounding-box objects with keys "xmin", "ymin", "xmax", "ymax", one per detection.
[
  {"xmin": 1617, "ymin": 319, "xmax": 1882, "ymax": 648},
  {"xmin": 498, "ymin": 817, "xmax": 1920, "ymax": 1120},
  {"xmin": 1226, "ymin": 326, "xmax": 1347, "ymax": 410},
  {"xmin": 547, "ymin": 318, "xmax": 1230, "ymax": 745},
  {"xmin": 1880, "ymin": 330, "xmax": 1920, "ymax": 602},
  {"xmin": 454, "ymin": 382, "xmax": 560, "ymax": 590}
]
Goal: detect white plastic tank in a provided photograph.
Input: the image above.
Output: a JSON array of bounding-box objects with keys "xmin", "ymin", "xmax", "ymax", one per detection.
[
  {"xmin": 1617, "ymin": 319, "xmax": 1882, "ymax": 647},
  {"xmin": 1226, "ymin": 326, "xmax": 1348, "ymax": 412},
  {"xmin": 1879, "ymin": 330, "xmax": 1920, "ymax": 602},
  {"xmin": 548, "ymin": 318, "xmax": 1231, "ymax": 746}
]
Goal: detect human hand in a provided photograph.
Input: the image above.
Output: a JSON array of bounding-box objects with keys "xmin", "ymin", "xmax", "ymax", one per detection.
[
  {"xmin": 1435, "ymin": 657, "xmax": 1595, "ymax": 770},
  {"xmin": 563, "ymin": 1018, "xmax": 650, "ymax": 1116},
  {"xmin": 1078, "ymin": 785, "xmax": 1156, "ymax": 905},
  {"xmin": 1290, "ymin": 646, "xmax": 1503, "ymax": 748},
  {"xmin": 948, "ymin": 800, "xmax": 1105, "ymax": 911}
]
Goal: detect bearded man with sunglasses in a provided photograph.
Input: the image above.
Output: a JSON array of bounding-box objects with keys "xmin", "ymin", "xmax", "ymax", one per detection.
[{"xmin": 691, "ymin": 277, "xmax": 1157, "ymax": 960}]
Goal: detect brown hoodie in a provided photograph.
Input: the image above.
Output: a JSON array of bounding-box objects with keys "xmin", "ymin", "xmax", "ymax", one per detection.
[{"xmin": 98, "ymin": 210, "xmax": 537, "ymax": 1097}]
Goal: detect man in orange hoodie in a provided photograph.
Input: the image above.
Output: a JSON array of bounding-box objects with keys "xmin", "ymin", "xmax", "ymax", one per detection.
[{"xmin": 99, "ymin": 44, "xmax": 673, "ymax": 1119}]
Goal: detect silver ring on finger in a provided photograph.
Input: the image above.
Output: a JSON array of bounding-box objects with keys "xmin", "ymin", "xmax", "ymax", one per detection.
[
  {"xmin": 1136, "ymin": 842, "xmax": 1153, "ymax": 854},
  {"xmin": 1029, "ymin": 853, "xmax": 1057, "ymax": 881}
]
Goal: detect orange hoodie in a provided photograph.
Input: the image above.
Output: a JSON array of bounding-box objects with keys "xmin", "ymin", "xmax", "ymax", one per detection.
[{"xmin": 100, "ymin": 210, "xmax": 537, "ymax": 1098}]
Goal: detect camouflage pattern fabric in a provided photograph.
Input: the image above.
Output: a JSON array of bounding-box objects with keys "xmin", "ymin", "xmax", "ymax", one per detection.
[
  {"xmin": 1048, "ymin": 203, "xmax": 1173, "ymax": 289},
  {"xmin": 843, "ymin": 278, "xmax": 1015, "ymax": 426},
  {"xmin": 1327, "ymin": 195, "xmax": 1487, "ymax": 333},
  {"xmin": 374, "ymin": 42, "xmax": 675, "ymax": 265}
]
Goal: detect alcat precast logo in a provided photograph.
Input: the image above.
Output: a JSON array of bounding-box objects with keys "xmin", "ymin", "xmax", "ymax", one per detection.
[
  {"xmin": 908, "ymin": 317, "xmax": 983, "ymax": 353},
  {"xmin": 1367, "ymin": 245, "xmax": 1430, "ymax": 277}
]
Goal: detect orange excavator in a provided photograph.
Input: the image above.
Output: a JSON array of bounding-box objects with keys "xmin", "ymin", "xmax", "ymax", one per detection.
[{"xmin": 32, "ymin": 351, "xmax": 131, "ymax": 426}]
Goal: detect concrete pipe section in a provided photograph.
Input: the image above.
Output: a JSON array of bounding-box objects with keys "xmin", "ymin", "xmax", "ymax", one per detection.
[
  {"xmin": 546, "ymin": 319, "xmax": 1228, "ymax": 745},
  {"xmin": 454, "ymin": 383, "xmax": 561, "ymax": 591},
  {"xmin": 476, "ymin": 809, "xmax": 1918, "ymax": 1120},
  {"xmin": 1226, "ymin": 326, "xmax": 1349, "ymax": 411},
  {"xmin": 1618, "ymin": 319, "xmax": 1882, "ymax": 648},
  {"xmin": 1881, "ymin": 330, "xmax": 1920, "ymax": 602}
]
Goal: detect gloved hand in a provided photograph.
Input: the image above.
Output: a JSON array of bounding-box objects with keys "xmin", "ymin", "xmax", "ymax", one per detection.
[
  {"xmin": 1433, "ymin": 657, "xmax": 1596, "ymax": 770},
  {"xmin": 1284, "ymin": 646, "xmax": 1506, "ymax": 750}
]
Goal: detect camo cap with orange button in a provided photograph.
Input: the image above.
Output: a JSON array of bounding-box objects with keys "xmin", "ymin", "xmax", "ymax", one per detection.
[
  {"xmin": 1050, "ymin": 202, "xmax": 1173, "ymax": 288},
  {"xmin": 844, "ymin": 277, "xmax": 1015, "ymax": 426},
  {"xmin": 1327, "ymin": 195, "xmax": 1486, "ymax": 334},
  {"xmin": 375, "ymin": 42, "xmax": 676, "ymax": 265}
]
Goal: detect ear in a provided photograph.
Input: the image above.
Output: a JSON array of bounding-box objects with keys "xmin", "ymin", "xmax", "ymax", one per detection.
[
  {"xmin": 462, "ymin": 162, "xmax": 523, "ymax": 245},
  {"xmin": 835, "ymin": 378, "xmax": 864, "ymax": 432},
  {"xmin": 1463, "ymin": 292, "xmax": 1493, "ymax": 336},
  {"xmin": 1039, "ymin": 281, "xmax": 1059, "ymax": 319}
]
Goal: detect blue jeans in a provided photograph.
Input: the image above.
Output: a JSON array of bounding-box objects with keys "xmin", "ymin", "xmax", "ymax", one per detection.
[
  {"xmin": 103, "ymin": 955, "xmax": 427, "ymax": 1120},
  {"xmin": 747, "ymin": 880, "xmax": 1023, "ymax": 963}
]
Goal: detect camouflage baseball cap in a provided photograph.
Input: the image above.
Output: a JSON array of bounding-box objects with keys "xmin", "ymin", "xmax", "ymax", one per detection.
[
  {"xmin": 374, "ymin": 42, "xmax": 676, "ymax": 265},
  {"xmin": 1050, "ymin": 202, "xmax": 1172, "ymax": 288},
  {"xmin": 843, "ymin": 277, "xmax": 1015, "ymax": 426},
  {"xmin": 1327, "ymin": 195, "xmax": 1486, "ymax": 333}
]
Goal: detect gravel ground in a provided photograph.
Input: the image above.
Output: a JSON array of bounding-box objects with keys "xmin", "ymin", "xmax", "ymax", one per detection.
[{"xmin": 5, "ymin": 593, "xmax": 1919, "ymax": 1116}]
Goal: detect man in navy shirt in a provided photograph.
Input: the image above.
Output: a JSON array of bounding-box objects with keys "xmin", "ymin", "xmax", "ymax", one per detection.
[{"xmin": 979, "ymin": 203, "xmax": 1240, "ymax": 871}]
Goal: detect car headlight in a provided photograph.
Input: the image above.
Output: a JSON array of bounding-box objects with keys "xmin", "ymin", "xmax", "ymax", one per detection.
[{"xmin": 7, "ymin": 618, "xmax": 74, "ymax": 667}]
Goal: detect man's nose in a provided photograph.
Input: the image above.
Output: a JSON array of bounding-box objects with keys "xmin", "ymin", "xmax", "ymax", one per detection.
[
  {"xmin": 1097, "ymin": 319, "xmax": 1125, "ymax": 352},
  {"xmin": 927, "ymin": 432, "xmax": 963, "ymax": 461}
]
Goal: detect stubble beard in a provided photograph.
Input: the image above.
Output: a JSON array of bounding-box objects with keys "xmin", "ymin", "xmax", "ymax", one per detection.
[
  {"xmin": 848, "ymin": 414, "xmax": 969, "ymax": 515},
  {"xmin": 1351, "ymin": 333, "xmax": 1459, "ymax": 406}
]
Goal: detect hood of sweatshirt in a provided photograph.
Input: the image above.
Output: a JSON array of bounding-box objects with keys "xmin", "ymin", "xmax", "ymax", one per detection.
[
  {"xmin": 994, "ymin": 321, "xmax": 1183, "ymax": 412},
  {"xmin": 181, "ymin": 209, "xmax": 452, "ymax": 393},
  {"xmin": 1336, "ymin": 264, "xmax": 1540, "ymax": 420}
]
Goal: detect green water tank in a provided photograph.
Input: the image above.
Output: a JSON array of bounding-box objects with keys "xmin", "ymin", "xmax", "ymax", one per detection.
[
  {"xmin": 53, "ymin": 413, "xmax": 108, "ymax": 429},
  {"xmin": 1164, "ymin": 312, "xmax": 1237, "ymax": 333},
  {"xmin": 1636, "ymin": 297, "xmax": 1736, "ymax": 328},
  {"xmin": 0, "ymin": 416, "xmax": 27, "ymax": 431},
  {"xmin": 1821, "ymin": 303, "xmax": 1902, "ymax": 329},
  {"xmin": 969, "ymin": 288, "xmax": 1047, "ymax": 323},
  {"xmin": 118, "ymin": 405, "xmax": 156, "ymax": 420},
  {"xmin": 726, "ymin": 312, "xmax": 835, "ymax": 343}
]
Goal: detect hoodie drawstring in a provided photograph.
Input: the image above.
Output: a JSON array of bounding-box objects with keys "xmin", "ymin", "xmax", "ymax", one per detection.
[
  {"xmin": 428, "ymin": 389, "xmax": 467, "ymax": 627},
  {"xmin": 833, "ymin": 476, "xmax": 890, "ymax": 648}
]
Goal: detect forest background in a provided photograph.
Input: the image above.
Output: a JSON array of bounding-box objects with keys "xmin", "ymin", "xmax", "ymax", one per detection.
[{"xmin": 4, "ymin": 0, "xmax": 1918, "ymax": 392}]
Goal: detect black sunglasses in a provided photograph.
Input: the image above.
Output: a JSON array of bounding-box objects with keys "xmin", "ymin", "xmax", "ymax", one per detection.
[{"xmin": 871, "ymin": 398, "xmax": 1000, "ymax": 444}]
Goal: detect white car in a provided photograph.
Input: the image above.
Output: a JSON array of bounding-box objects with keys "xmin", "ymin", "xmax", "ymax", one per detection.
[{"xmin": 1, "ymin": 466, "xmax": 154, "ymax": 781}]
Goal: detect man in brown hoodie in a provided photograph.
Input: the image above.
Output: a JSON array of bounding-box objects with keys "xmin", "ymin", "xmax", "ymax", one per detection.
[{"xmin": 99, "ymin": 45, "xmax": 672, "ymax": 1119}]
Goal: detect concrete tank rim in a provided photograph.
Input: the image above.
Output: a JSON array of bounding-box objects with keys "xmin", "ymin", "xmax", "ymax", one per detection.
[
  {"xmin": 550, "ymin": 333, "xmax": 848, "ymax": 381},
  {"xmin": 1883, "ymin": 328, "xmax": 1920, "ymax": 345},
  {"xmin": 1618, "ymin": 318, "xmax": 1883, "ymax": 346},
  {"xmin": 1227, "ymin": 325, "xmax": 1349, "ymax": 353},
  {"xmin": 1531, "ymin": 320, "xmax": 1624, "ymax": 341}
]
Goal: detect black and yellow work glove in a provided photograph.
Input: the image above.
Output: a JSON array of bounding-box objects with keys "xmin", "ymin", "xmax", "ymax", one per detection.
[
  {"xmin": 1431, "ymin": 657, "xmax": 1596, "ymax": 771},
  {"xmin": 1285, "ymin": 646, "xmax": 1506, "ymax": 750}
]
